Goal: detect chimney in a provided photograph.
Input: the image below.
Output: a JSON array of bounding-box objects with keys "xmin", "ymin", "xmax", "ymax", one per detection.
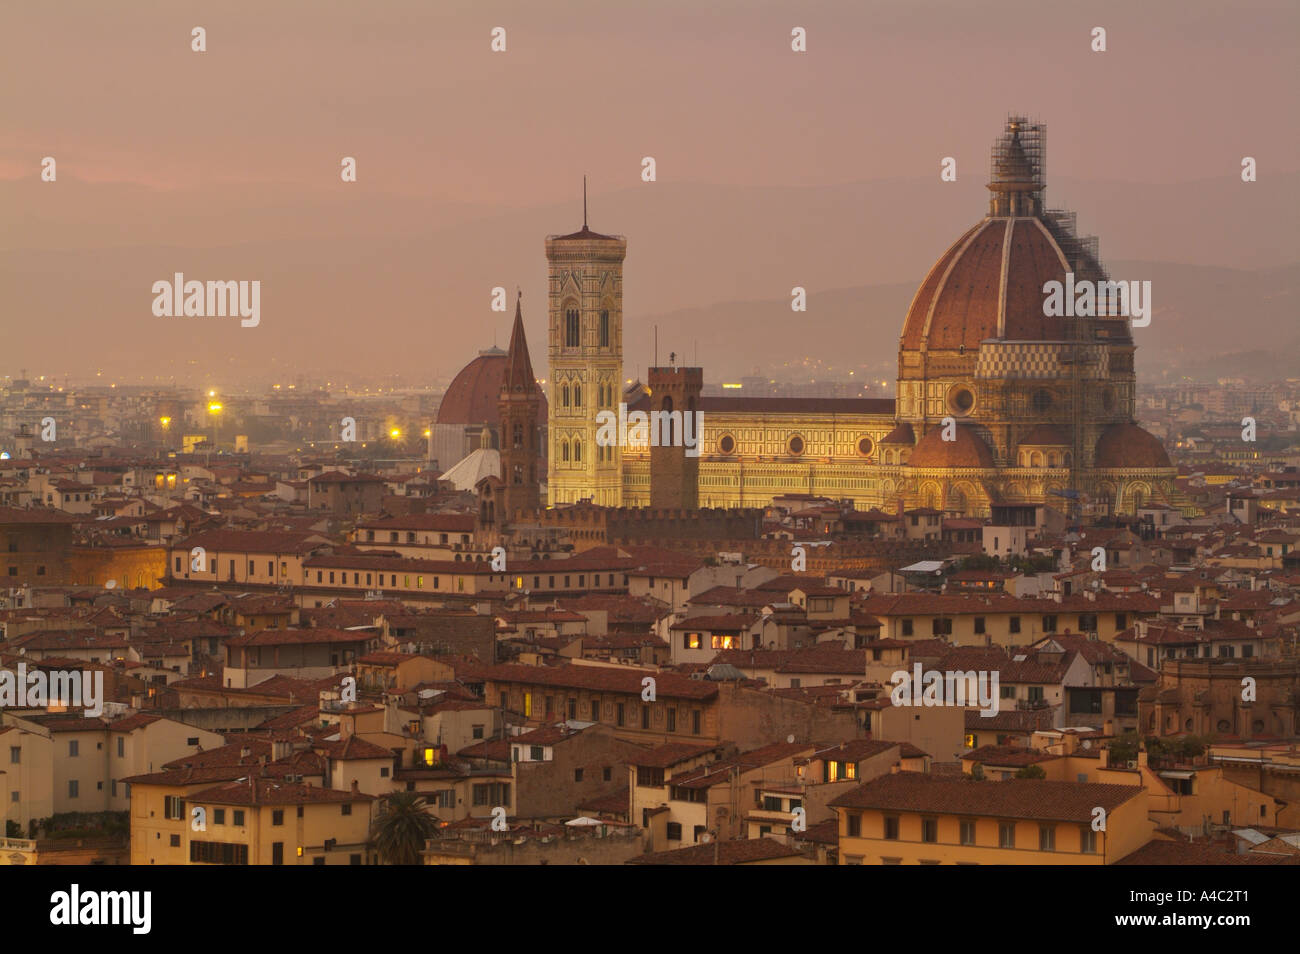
[{"xmin": 350, "ymin": 779, "xmax": 359, "ymax": 794}]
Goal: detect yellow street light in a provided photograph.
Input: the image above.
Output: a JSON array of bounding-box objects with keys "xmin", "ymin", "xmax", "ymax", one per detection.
[
  {"xmin": 390, "ymin": 428, "xmax": 402, "ymax": 439},
  {"xmin": 208, "ymin": 403, "xmax": 222, "ymax": 412}
]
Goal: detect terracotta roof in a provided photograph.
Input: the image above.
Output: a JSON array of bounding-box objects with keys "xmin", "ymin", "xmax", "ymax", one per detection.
[
  {"xmin": 1017, "ymin": 423, "xmax": 1070, "ymax": 447},
  {"xmin": 187, "ymin": 776, "xmax": 375, "ymax": 805},
  {"xmin": 625, "ymin": 837, "xmax": 803, "ymax": 865},
  {"xmin": 879, "ymin": 422, "xmax": 915, "ymax": 445},
  {"xmin": 828, "ymin": 772, "xmax": 1142, "ymax": 821},
  {"xmin": 478, "ymin": 663, "xmax": 718, "ymax": 700}
]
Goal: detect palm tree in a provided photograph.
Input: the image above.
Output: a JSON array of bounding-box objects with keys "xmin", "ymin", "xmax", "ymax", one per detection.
[{"xmin": 371, "ymin": 792, "xmax": 440, "ymax": 865}]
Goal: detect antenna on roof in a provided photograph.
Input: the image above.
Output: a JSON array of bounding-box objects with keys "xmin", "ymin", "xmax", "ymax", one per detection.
[{"xmin": 583, "ymin": 175, "xmax": 588, "ymax": 229}]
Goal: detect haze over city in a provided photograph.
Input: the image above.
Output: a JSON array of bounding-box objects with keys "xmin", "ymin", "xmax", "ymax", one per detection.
[{"xmin": 3, "ymin": 0, "xmax": 1297, "ymax": 386}]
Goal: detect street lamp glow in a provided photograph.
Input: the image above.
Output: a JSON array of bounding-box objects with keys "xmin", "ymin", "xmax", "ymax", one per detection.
[
  {"xmin": 389, "ymin": 428, "xmax": 402, "ymax": 439},
  {"xmin": 160, "ymin": 416, "xmax": 171, "ymax": 426},
  {"xmin": 208, "ymin": 403, "xmax": 222, "ymax": 412}
]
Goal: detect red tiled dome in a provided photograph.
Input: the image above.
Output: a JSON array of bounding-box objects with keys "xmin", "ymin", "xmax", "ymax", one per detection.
[
  {"xmin": 879, "ymin": 423, "xmax": 915, "ymax": 444},
  {"xmin": 1094, "ymin": 423, "xmax": 1170, "ymax": 469},
  {"xmin": 1017, "ymin": 424, "xmax": 1070, "ymax": 447},
  {"xmin": 907, "ymin": 424, "xmax": 996, "ymax": 469},
  {"xmin": 436, "ymin": 349, "xmax": 547, "ymax": 427},
  {"xmin": 900, "ymin": 217, "xmax": 1081, "ymax": 353}
]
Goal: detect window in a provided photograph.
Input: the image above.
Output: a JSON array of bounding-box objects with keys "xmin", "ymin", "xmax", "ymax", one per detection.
[
  {"xmin": 603, "ymin": 766, "xmax": 612, "ymax": 782},
  {"xmin": 974, "ymin": 617, "xmax": 985, "ymax": 635},
  {"xmin": 190, "ymin": 841, "xmax": 249, "ymax": 865},
  {"xmin": 960, "ymin": 820, "xmax": 976, "ymax": 845},
  {"xmin": 931, "ymin": 618, "xmax": 952, "ymax": 636},
  {"xmin": 233, "ymin": 810, "xmax": 245, "ymax": 826},
  {"xmin": 69, "ymin": 780, "xmax": 79, "ymax": 798},
  {"xmin": 599, "ymin": 310, "xmax": 610, "ymax": 347},
  {"xmin": 691, "ymin": 710, "xmax": 701, "ymax": 736},
  {"xmin": 641, "ymin": 707, "xmax": 650, "ymax": 729},
  {"xmin": 1042, "ymin": 615, "xmax": 1057, "ymax": 633},
  {"xmin": 666, "ymin": 822, "xmax": 682, "ymax": 841},
  {"xmin": 1115, "ymin": 613, "xmax": 1127, "ymax": 631},
  {"xmin": 350, "ymin": 854, "xmax": 362, "ymax": 866},
  {"xmin": 616, "ymin": 703, "xmax": 625, "ymax": 726},
  {"xmin": 666, "ymin": 708, "xmax": 676, "ymax": 732},
  {"xmin": 846, "ymin": 813, "xmax": 861, "ymax": 837},
  {"xmin": 214, "ymin": 809, "xmax": 225, "ymax": 825},
  {"xmin": 574, "ymin": 768, "xmax": 584, "ymax": 782},
  {"xmin": 1080, "ymin": 827, "xmax": 1097, "ymax": 853},
  {"xmin": 342, "ymin": 804, "xmax": 352, "ymax": 816},
  {"xmin": 272, "ymin": 842, "xmax": 284, "ymax": 865},
  {"xmin": 164, "ymin": 795, "xmax": 185, "ymax": 820},
  {"xmin": 272, "ymin": 810, "xmax": 284, "ymax": 826},
  {"xmin": 8, "ymin": 747, "xmax": 18, "ymax": 764},
  {"xmin": 472, "ymin": 724, "xmax": 485, "ymax": 740},
  {"xmin": 1009, "ymin": 616, "xmax": 1021, "ymax": 634},
  {"xmin": 883, "ymin": 816, "xmax": 899, "ymax": 840},
  {"xmin": 69, "ymin": 740, "xmax": 79, "ymax": 757},
  {"xmin": 998, "ymin": 824, "xmax": 1015, "ymax": 849},
  {"xmin": 565, "ymin": 308, "xmax": 580, "ymax": 348},
  {"xmin": 922, "ymin": 818, "xmax": 938, "ymax": 843},
  {"xmin": 1039, "ymin": 825, "xmax": 1056, "ymax": 851},
  {"xmin": 901, "ymin": 619, "xmax": 914, "ymax": 637}
]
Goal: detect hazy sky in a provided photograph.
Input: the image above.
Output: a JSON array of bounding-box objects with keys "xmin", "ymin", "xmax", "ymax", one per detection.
[{"xmin": 1, "ymin": 0, "xmax": 1296, "ymax": 384}]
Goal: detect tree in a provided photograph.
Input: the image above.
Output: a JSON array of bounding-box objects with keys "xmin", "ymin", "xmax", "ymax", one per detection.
[
  {"xmin": 1107, "ymin": 731, "xmax": 1142, "ymax": 765},
  {"xmin": 1014, "ymin": 763, "xmax": 1046, "ymax": 779},
  {"xmin": 371, "ymin": 792, "xmax": 441, "ymax": 865}
]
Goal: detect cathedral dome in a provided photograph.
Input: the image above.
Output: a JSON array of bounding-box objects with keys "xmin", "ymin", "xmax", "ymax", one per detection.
[
  {"xmin": 437, "ymin": 347, "xmax": 547, "ymax": 427},
  {"xmin": 908, "ymin": 424, "xmax": 996, "ymax": 469},
  {"xmin": 1094, "ymin": 423, "xmax": 1171, "ymax": 469},
  {"xmin": 899, "ymin": 217, "xmax": 1075, "ymax": 352}
]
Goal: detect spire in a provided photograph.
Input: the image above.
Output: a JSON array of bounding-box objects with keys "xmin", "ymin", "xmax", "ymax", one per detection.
[
  {"xmin": 502, "ymin": 290, "xmax": 536, "ymax": 394},
  {"xmin": 583, "ymin": 175, "xmax": 588, "ymax": 229}
]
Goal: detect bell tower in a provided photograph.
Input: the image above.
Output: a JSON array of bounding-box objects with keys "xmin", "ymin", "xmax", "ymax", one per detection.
[
  {"xmin": 498, "ymin": 292, "xmax": 542, "ymax": 521},
  {"xmin": 545, "ymin": 182, "xmax": 627, "ymax": 507}
]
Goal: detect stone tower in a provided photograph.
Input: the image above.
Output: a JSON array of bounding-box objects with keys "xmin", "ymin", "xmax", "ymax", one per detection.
[
  {"xmin": 498, "ymin": 292, "xmax": 542, "ymax": 521},
  {"xmin": 545, "ymin": 189, "xmax": 626, "ymax": 507},
  {"xmin": 648, "ymin": 363, "xmax": 702, "ymax": 509}
]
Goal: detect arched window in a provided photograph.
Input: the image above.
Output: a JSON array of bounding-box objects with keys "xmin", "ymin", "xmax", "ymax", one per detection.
[
  {"xmin": 565, "ymin": 307, "xmax": 580, "ymax": 347},
  {"xmin": 561, "ymin": 384, "xmax": 570, "ymax": 408},
  {"xmin": 561, "ymin": 440, "xmax": 570, "ymax": 462},
  {"xmin": 512, "ymin": 463, "xmax": 523, "ymax": 485},
  {"xmin": 600, "ymin": 310, "xmax": 610, "ymax": 348},
  {"xmin": 574, "ymin": 385, "xmax": 582, "ymax": 407},
  {"xmin": 512, "ymin": 422, "xmax": 523, "ymax": 450},
  {"xmin": 573, "ymin": 439, "xmax": 582, "ymax": 462}
]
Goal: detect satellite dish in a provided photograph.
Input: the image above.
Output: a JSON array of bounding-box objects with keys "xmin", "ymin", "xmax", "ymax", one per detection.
[
  {"xmin": 786, "ymin": 734, "xmax": 795, "ymax": 744},
  {"xmin": 1082, "ymin": 739, "xmax": 1092, "ymax": 749},
  {"xmin": 105, "ymin": 580, "xmax": 117, "ymax": 589},
  {"xmin": 699, "ymin": 832, "xmax": 713, "ymax": 844}
]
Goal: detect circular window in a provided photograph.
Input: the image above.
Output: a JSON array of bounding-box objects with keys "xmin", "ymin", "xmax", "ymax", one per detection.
[
  {"xmin": 857, "ymin": 437, "xmax": 873, "ymax": 457},
  {"xmin": 788, "ymin": 435, "xmax": 805, "ymax": 455},
  {"xmin": 719, "ymin": 434, "xmax": 735, "ymax": 455},
  {"xmin": 948, "ymin": 387, "xmax": 975, "ymax": 415},
  {"xmin": 1032, "ymin": 389, "xmax": 1053, "ymax": 414}
]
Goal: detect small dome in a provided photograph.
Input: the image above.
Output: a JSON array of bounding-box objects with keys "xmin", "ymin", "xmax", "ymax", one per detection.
[
  {"xmin": 1094, "ymin": 423, "xmax": 1171, "ymax": 469},
  {"xmin": 1017, "ymin": 424, "xmax": 1070, "ymax": 448},
  {"xmin": 908, "ymin": 424, "xmax": 996, "ymax": 469},
  {"xmin": 879, "ymin": 423, "xmax": 915, "ymax": 445}
]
